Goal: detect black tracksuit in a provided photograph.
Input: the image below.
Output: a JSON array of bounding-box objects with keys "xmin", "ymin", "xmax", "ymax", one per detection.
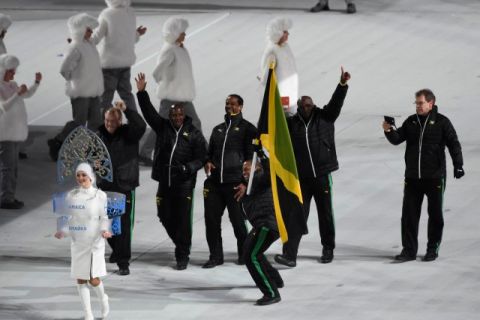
[
  {"xmin": 97, "ymin": 108, "xmax": 147, "ymax": 269},
  {"xmin": 204, "ymin": 112, "xmax": 257, "ymax": 262},
  {"xmin": 385, "ymin": 105, "xmax": 463, "ymax": 256},
  {"xmin": 137, "ymin": 90, "xmax": 207, "ymax": 262},
  {"xmin": 242, "ymin": 159, "xmax": 282, "ymax": 299},
  {"xmin": 283, "ymin": 83, "xmax": 348, "ymax": 260}
]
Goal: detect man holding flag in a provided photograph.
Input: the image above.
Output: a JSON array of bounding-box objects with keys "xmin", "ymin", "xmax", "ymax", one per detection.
[{"xmin": 274, "ymin": 67, "xmax": 351, "ymax": 267}]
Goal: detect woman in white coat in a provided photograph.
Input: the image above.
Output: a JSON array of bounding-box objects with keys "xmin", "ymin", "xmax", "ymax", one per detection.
[
  {"xmin": 55, "ymin": 162, "xmax": 112, "ymax": 320},
  {"xmin": 260, "ymin": 17, "xmax": 298, "ymax": 115},
  {"xmin": 139, "ymin": 16, "xmax": 201, "ymax": 162}
]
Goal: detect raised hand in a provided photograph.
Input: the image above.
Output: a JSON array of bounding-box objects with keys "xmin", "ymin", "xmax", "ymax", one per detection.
[
  {"xmin": 35, "ymin": 72, "xmax": 42, "ymax": 83},
  {"xmin": 114, "ymin": 101, "xmax": 126, "ymax": 112},
  {"xmin": 340, "ymin": 66, "xmax": 351, "ymax": 85},
  {"xmin": 137, "ymin": 25, "xmax": 147, "ymax": 36},
  {"xmin": 135, "ymin": 72, "xmax": 147, "ymax": 91}
]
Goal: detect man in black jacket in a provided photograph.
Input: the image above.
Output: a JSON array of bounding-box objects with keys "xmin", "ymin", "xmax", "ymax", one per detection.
[
  {"xmin": 241, "ymin": 157, "xmax": 283, "ymax": 306},
  {"xmin": 383, "ymin": 88, "xmax": 464, "ymax": 262},
  {"xmin": 97, "ymin": 100, "xmax": 147, "ymax": 276},
  {"xmin": 275, "ymin": 67, "xmax": 350, "ymax": 267},
  {"xmin": 135, "ymin": 73, "xmax": 207, "ymax": 270},
  {"xmin": 202, "ymin": 94, "xmax": 258, "ymax": 268}
]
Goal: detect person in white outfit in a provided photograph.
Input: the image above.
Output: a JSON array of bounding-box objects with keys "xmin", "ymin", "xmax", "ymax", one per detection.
[
  {"xmin": 92, "ymin": 0, "xmax": 146, "ymax": 112},
  {"xmin": 139, "ymin": 16, "xmax": 200, "ymax": 163},
  {"xmin": 48, "ymin": 13, "xmax": 105, "ymax": 161},
  {"xmin": 260, "ymin": 17, "xmax": 298, "ymax": 115},
  {"xmin": 0, "ymin": 13, "xmax": 12, "ymax": 55},
  {"xmin": 0, "ymin": 54, "xmax": 41, "ymax": 209},
  {"xmin": 55, "ymin": 162, "xmax": 112, "ymax": 320}
]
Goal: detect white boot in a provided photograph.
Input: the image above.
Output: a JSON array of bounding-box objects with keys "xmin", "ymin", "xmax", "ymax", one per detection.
[
  {"xmin": 92, "ymin": 281, "xmax": 110, "ymax": 319},
  {"xmin": 76, "ymin": 283, "xmax": 94, "ymax": 320}
]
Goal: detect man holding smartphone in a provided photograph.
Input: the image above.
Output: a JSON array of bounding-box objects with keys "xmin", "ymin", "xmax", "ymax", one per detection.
[{"xmin": 383, "ymin": 89, "xmax": 464, "ymax": 262}]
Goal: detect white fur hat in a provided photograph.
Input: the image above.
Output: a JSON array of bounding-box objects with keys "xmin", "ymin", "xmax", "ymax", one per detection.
[
  {"xmin": 75, "ymin": 162, "xmax": 96, "ymax": 184},
  {"xmin": 105, "ymin": 0, "xmax": 131, "ymax": 8},
  {"xmin": 67, "ymin": 13, "xmax": 99, "ymax": 41},
  {"xmin": 0, "ymin": 53, "xmax": 19, "ymax": 80},
  {"xmin": 266, "ymin": 17, "xmax": 292, "ymax": 44},
  {"xmin": 0, "ymin": 13, "xmax": 12, "ymax": 32},
  {"xmin": 163, "ymin": 17, "xmax": 189, "ymax": 44}
]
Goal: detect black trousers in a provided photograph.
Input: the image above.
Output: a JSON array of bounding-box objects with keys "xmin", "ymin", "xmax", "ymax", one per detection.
[
  {"xmin": 244, "ymin": 226, "xmax": 282, "ymax": 298},
  {"xmin": 157, "ymin": 186, "xmax": 193, "ymax": 261},
  {"xmin": 283, "ymin": 174, "xmax": 335, "ymax": 260},
  {"xmin": 203, "ymin": 178, "xmax": 248, "ymax": 261},
  {"xmin": 107, "ymin": 190, "xmax": 135, "ymax": 268},
  {"xmin": 401, "ymin": 178, "xmax": 445, "ymax": 255}
]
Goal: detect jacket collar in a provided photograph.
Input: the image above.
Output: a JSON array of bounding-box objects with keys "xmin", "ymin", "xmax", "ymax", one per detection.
[{"xmin": 224, "ymin": 112, "xmax": 243, "ymax": 126}]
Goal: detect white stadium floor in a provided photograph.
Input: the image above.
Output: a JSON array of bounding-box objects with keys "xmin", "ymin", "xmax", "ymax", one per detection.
[{"xmin": 1, "ymin": 0, "xmax": 479, "ymax": 319}]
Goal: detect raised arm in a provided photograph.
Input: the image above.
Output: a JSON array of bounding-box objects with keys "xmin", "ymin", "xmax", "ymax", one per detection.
[
  {"xmin": 135, "ymin": 72, "xmax": 165, "ymax": 134},
  {"xmin": 321, "ymin": 66, "xmax": 350, "ymax": 122}
]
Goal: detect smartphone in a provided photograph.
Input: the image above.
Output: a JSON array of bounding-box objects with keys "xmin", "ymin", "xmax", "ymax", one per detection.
[{"xmin": 384, "ymin": 116, "xmax": 395, "ymax": 126}]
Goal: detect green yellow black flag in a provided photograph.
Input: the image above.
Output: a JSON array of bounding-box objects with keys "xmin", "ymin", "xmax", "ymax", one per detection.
[{"xmin": 257, "ymin": 65, "xmax": 307, "ymax": 243}]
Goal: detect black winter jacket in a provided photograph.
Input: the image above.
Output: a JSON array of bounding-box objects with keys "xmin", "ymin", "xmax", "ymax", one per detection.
[
  {"xmin": 97, "ymin": 109, "xmax": 147, "ymax": 192},
  {"xmin": 288, "ymin": 84, "xmax": 348, "ymax": 179},
  {"xmin": 207, "ymin": 113, "xmax": 257, "ymax": 184},
  {"xmin": 137, "ymin": 90, "xmax": 207, "ymax": 191},
  {"xmin": 241, "ymin": 159, "xmax": 277, "ymax": 231},
  {"xmin": 385, "ymin": 105, "xmax": 463, "ymax": 179}
]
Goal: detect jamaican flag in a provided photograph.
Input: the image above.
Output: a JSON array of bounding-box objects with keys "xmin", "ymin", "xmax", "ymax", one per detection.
[{"xmin": 258, "ymin": 65, "xmax": 307, "ymax": 243}]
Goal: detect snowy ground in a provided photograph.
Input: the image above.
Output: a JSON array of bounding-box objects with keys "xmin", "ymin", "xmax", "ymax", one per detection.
[{"xmin": 1, "ymin": 0, "xmax": 480, "ymax": 319}]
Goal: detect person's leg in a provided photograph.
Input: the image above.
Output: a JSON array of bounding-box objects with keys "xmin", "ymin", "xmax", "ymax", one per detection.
[
  {"xmin": 116, "ymin": 67, "xmax": 137, "ymax": 111},
  {"xmin": 400, "ymin": 179, "xmax": 424, "ymax": 258},
  {"xmin": 424, "ymin": 179, "xmax": 445, "ymax": 260},
  {"xmin": 244, "ymin": 227, "xmax": 281, "ymax": 305},
  {"xmin": 313, "ymin": 174, "xmax": 335, "ymax": 263},
  {"xmin": 203, "ymin": 179, "xmax": 227, "ymax": 266},
  {"xmin": 157, "ymin": 187, "xmax": 176, "ymax": 241},
  {"xmin": 101, "ymin": 68, "xmax": 119, "ymax": 114},
  {"xmin": 346, "ymin": 0, "xmax": 356, "ymax": 13},
  {"xmin": 53, "ymin": 98, "xmax": 90, "ymax": 142},
  {"xmin": 173, "ymin": 189, "xmax": 194, "ymax": 269},
  {"xmin": 115, "ymin": 190, "xmax": 134, "ymax": 273},
  {"xmin": 0, "ymin": 141, "xmax": 20, "ymax": 206},
  {"xmin": 76, "ymin": 279, "xmax": 93, "ymax": 320},
  {"xmin": 224, "ymin": 183, "xmax": 248, "ymax": 263},
  {"xmin": 89, "ymin": 277, "xmax": 109, "ymax": 318},
  {"xmin": 86, "ymin": 96, "xmax": 102, "ymax": 132},
  {"xmin": 279, "ymin": 179, "xmax": 313, "ymax": 263}
]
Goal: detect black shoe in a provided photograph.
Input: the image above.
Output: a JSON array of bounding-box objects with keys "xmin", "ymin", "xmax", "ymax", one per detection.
[
  {"xmin": 276, "ymin": 279, "xmax": 284, "ymax": 289},
  {"xmin": 320, "ymin": 249, "xmax": 334, "ymax": 264},
  {"xmin": 274, "ymin": 254, "xmax": 296, "ymax": 267},
  {"xmin": 422, "ymin": 250, "xmax": 438, "ymax": 262},
  {"xmin": 118, "ymin": 267, "xmax": 130, "ymax": 276},
  {"xmin": 176, "ymin": 259, "xmax": 188, "ymax": 270},
  {"xmin": 346, "ymin": 3, "xmax": 357, "ymax": 14},
  {"xmin": 108, "ymin": 254, "xmax": 117, "ymax": 263},
  {"xmin": 202, "ymin": 259, "xmax": 224, "ymax": 269},
  {"xmin": 310, "ymin": 0, "xmax": 329, "ymax": 12},
  {"xmin": 47, "ymin": 139, "xmax": 61, "ymax": 161},
  {"xmin": 18, "ymin": 152, "xmax": 28, "ymax": 160},
  {"xmin": 394, "ymin": 250, "xmax": 416, "ymax": 262},
  {"xmin": 0, "ymin": 199, "xmax": 24, "ymax": 209},
  {"xmin": 255, "ymin": 295, "xmax": 281, "ymax": 306}
]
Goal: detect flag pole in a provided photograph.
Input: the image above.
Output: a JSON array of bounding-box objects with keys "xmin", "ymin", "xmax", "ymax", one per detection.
[{"xmin": 246, "ymin": 151, "xmax": 257, "ymax": 196}]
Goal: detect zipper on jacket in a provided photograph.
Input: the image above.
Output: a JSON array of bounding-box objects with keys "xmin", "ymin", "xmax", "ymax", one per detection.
[
  {"xmin": 300, "ymin": 116, "xmax": 317, "ymax": 178},
  {"xmin": 168, "ymin": 124, "xmax": 183, "ymax": 187},
  {"xmin": 416, "ymin": 114, "xmax": 430, "ymax": 179},
  {"xmin": 220, "ymin": 119, "xmax": 232, "ymax": 183}
]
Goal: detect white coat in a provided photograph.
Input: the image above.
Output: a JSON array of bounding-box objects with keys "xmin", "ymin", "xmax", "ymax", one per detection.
[
  {"xmin": 63, "ymin": 186, "xmax": 109, "ymax": 280},
  {"xmin": 260, "ymin": 42, "xmax": 298, "ymax": 109},
  {"xmin": 152, "ymin": 43, "xmax": 195, "ymax": 102},
  {"xmin": 92, "ymin": 0, "xmax": 139, "ymax": 68},
  {"xmin": 60, "ymin": 40, "xmax": 104, "ymax": 99},
  {"xmin": 0, "ymin": 80, "xmax": 39, "ymax": 142}
]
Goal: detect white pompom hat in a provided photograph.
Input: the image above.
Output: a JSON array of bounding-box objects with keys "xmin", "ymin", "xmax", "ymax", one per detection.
[
  {"xmin": 0, "ymin": 53, "xmax": 19, "ymax": 80},
  {"xmin": 266, "ymin": 17, "xmax": 292, "ymax": 44},
  {"xmin": 163, "ymin": 16, "xmax": 189, "ymax": 44}
]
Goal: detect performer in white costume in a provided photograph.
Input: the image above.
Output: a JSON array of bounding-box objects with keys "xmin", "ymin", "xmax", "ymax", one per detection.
[
  {"xmin": 0, "ymin": 13, "xmax": 12, "ymax": 55},
  {"xmin": 260, "ymin": 17, "xmax": 298, "ymax": 114},
  {"xmin": 55, "ymin": 162, "xmax": 112, "ymax": 320}
]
